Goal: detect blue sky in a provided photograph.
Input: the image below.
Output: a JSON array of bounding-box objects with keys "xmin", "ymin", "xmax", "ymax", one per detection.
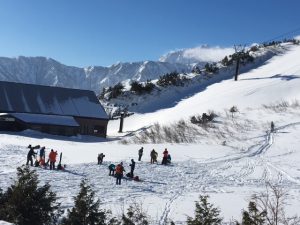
[{"xmin": 0, "ymin": 0, "xmax": 299, "ymax": 67}]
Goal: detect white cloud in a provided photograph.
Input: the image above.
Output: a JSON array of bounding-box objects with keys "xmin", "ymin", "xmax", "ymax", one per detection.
[
  {"xmin": 183, "ymin": 46, "xmax": 234, "ymax": 62},
  {"xmin": 294, "ymin": 35, "xmax": 300, "ymax": 40},
  {"xmin": 160, "ymin": 45, "xmax": 235, "ymax": 64}
]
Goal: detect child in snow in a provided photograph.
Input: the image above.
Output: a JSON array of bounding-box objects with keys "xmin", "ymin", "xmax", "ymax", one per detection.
[{"xmin": 108, "ymin": 164, "xmax": 115, "ymax": 176}]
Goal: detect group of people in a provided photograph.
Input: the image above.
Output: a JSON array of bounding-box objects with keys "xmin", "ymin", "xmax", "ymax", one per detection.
[
  {"xmin": 26, "ymin": 144, "xmax": 61, "ymax": 170},
  {"xmin": 138, "ymin": 147, "xmax": 171, "ymax": 165},
  {"xmin": 99, "ymin": 147, "xmax": 171, "ymax": 185},
  {"xmin": 107, "ymin": 159, "xmax": 137, "ymax": 185}
]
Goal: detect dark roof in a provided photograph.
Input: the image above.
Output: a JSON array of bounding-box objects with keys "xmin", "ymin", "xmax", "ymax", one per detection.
[{"xmin": 0, "ymin": 81, "xmax": 108, "ymax": 119}]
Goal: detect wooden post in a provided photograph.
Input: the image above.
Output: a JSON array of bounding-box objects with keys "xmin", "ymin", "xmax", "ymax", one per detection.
[
  {"xmin": 118, "ymin": 112, "xmax": 124, "ymax": 133},
  {"xmin": 234, "ymin": 56, "xmax": 240, "ymax": 81}
]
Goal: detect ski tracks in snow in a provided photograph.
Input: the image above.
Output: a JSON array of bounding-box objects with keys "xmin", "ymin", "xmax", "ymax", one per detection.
[{"xmin": 1, "ymin": 122, "xmax": 300, "ymax": 224}]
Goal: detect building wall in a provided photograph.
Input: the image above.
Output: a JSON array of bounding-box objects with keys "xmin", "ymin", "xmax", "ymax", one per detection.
[
  {"xmin": 0, "ymin": 116, "xmax": 25, "ymax": 131},
  {"xmin": 74, "ymin": 117, "xmax": 108, "ymax": 137},
  {"xmin": 0, "ymin": 114, "xmax": 108, "ymax": 137},
  {"xmin": 28, "ymin": 124, "xmax": 79, "ymax": 136}
]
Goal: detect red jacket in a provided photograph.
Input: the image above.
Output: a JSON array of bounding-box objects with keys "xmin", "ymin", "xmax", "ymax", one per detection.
[
  {"xmin": 163, "ymin": 150, "xmax": 168, "ymax": 158},
  {"xmin": 49, "ymin": 151, "xmax": 58, "ymax": 162},
  {"xmin": 115, "ymin": 164, "xmax": 125, "ymax": 175}
]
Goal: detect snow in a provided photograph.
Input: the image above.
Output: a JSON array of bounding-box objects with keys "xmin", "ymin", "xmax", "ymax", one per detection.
[
  {"xmin": 1, "ymin": 43, "xmax": 300, "ymax": 224},
  {"xmin": 0, "ymin": 221, "xmax": 13, "ymax": 225}
]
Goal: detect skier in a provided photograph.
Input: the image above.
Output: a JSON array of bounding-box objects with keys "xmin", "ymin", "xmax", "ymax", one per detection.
[
  {"xmin": 26, "ymin": 144, "xmax": 37, "ymax": 166},
  {"xmin": 271, "ymin": 121, "xmax": 275, "ymax": 132},
  {"xmin": 97, "ymin": 153, "xmax": 105, "ymax": 164},
  {"xmin": 162, "ymin": 148, "xmax": 168, "ymax": 165},
  {"xmin": 49, "ymin": 149, "xmax": 58, "ymax": 170},
  {"xmin": 129, "ymin": 159, "xmax": 135, "ymax": 178},
  {"xmin": 115, "ymin": 162, "xmax": 125, "ymax": 185},
  {"xmin": 138, "ymin": 147, "xmax": 143, "ymax": 161},
  {"xmin": 108, "ymin": 164, "xmax": 115, "ymax": 176}
]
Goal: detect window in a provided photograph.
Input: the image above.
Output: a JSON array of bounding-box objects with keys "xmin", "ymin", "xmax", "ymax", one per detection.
[{"xmin": 94, "ymin": 125, "xmax": 104, "ymax": 134}]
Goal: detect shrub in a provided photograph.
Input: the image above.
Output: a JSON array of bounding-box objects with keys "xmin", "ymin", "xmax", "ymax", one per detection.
[
  {"xmin": 192, "ymin": 66, "xmax": 202, "ymax": 74},
  {"xmin": 221, "ymin": 56, "xmax": 232, "ymax": 66},
  {"xmin": 130, "ymin": 81, "xmax": 144, "ymax": 94},
  {"xmin": 108, "ymin": 83, "xmax": 124, "ymax": 99},
  {"xmin": 130, "ymin": 80, "xmax": 155, "ymax": 95},
  {"xmin": 157, "ymin": 71, "xmax": 186, "ymax": 87},
  {"xmin": 204, "ymin": 63, "xmax": 219, "ymax": 73},
  {"xmin": 190, "ymin": 112, "xmax": 216, "ymax": 126},
  {"xmin": 0, "ymin": 166, "xmax": 61, "ymax": 225}
]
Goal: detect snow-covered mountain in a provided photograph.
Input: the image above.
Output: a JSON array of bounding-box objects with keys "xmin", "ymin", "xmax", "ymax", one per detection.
[{"xmin": 0, "ymin": 46, "xmax": 234, "ymax": 94}]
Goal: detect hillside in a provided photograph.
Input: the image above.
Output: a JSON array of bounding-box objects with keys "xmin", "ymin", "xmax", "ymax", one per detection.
[
  {"xmin": 0, "ymin": 46, "xmax": 233, "ymax": 94},
  {"xmin": 0, "ymin": 43, "xmax": 300, "ymax": 224}
]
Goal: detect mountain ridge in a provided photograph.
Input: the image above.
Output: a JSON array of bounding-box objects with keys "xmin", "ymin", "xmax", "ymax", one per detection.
[{"xmin": 0, "ymin": 46, "xmax": 233, "ymax": 93}]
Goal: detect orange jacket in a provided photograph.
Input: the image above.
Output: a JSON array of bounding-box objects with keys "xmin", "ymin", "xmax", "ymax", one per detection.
[
  {"xmin": 49, "ymin": 151, "xmax": 58, "ymax": 162},
  {"xmin": 115, "ymin": 164, "xmax": 125, "ymax": 175}
]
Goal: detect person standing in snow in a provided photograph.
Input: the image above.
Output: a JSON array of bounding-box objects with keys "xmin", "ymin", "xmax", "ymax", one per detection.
[
  {"xmin": 129, "ymin": 159, "xmax": 135, "ymax": 178},
  {"xmin": 49, "ymin": 149, "xmax": 58, "ymax": 170},
  {"xmin": 39, "ymin": 146, "xmax": 45, "ymax": 160},
  {"xmin": 115, "ymin": 162, "xmax": 125, "ymax": 185},
  {"xmin": 162, "ymin": 148, "xmax": 168, "ymax": 165},
  {"xmin": 138, "ymin": 147, "xmax": 143, "ymax": 161},
  {"xmin": 150, "ymin": 149, "xmax": 158, "ymax": 164},
  {"xmin": 271, "ymin": 121, "xmax": 275, "ymax": 132},
  {"xmin": 97, "ymin": 153, "xmax": 105, "ymax": 164},
  {"xmin": 26, "ymin": 144, "xmax": 37, "ymax": 166}
]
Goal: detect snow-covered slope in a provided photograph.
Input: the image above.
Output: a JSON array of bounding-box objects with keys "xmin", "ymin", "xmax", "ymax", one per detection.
[
  {"xmin": 0, "ymin": 43, "xmax": 300, "ymax": 224},
  {"xmin": 108, "ymin": 43, "xmax": 300, "ymax": 132}
]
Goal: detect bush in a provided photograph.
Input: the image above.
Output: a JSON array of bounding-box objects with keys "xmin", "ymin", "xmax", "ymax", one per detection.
[
  {"xmin": 190, "ymin": 112, "xmax": 216, "ymax": 126},
  {"xmin": 204, "ymin": 63, "xmax": 219, "ymax": 74},
  {"xmin": 108, "ymin": 83, "xmax": 124, "ymax": 99},
  {"xmin": 221, "ymin": 56, "xmax": 232, "ymax": 66},
  {"xmin": 230, "ymin": 51, "xmax": 254, "ymax": 65},
  {"xmin": 130, "ymin": 80, "xmax": 155, "ymax": 95},
  {"xmin": 157, "ymin": 71, "xmax": 186, "ymax": 87},
  {"xmin": 192, "ymin": 66, "xmax": 202, "ymax": 74},
  {"xmin": 0, "ymin": 166, "xmax": 61, "ymax": 225}
]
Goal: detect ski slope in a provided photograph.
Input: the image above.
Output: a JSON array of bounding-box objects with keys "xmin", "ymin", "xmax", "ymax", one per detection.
[{"xmin": 1, "ymin": 44, "xmax": 300, "ymax": 224}]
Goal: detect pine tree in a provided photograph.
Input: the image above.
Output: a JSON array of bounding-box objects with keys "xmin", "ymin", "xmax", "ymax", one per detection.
[
  {"xmin": 187, "ymin": 195, "xmax": 222, "ymax": 225},
  {"xmin": 61, "ymin": 180, "xmax": 112, "ymax": 225},
  {"xmin": 0, "ymin": 166, "xmax": 61, "ymax": 225},
  {"xmin": 237, "ymin": 201, "xmax": 266, "ymax": 225},
  {"xmin": 122, "ymin": 201, "xmax": 149, "ymax": 225}
]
